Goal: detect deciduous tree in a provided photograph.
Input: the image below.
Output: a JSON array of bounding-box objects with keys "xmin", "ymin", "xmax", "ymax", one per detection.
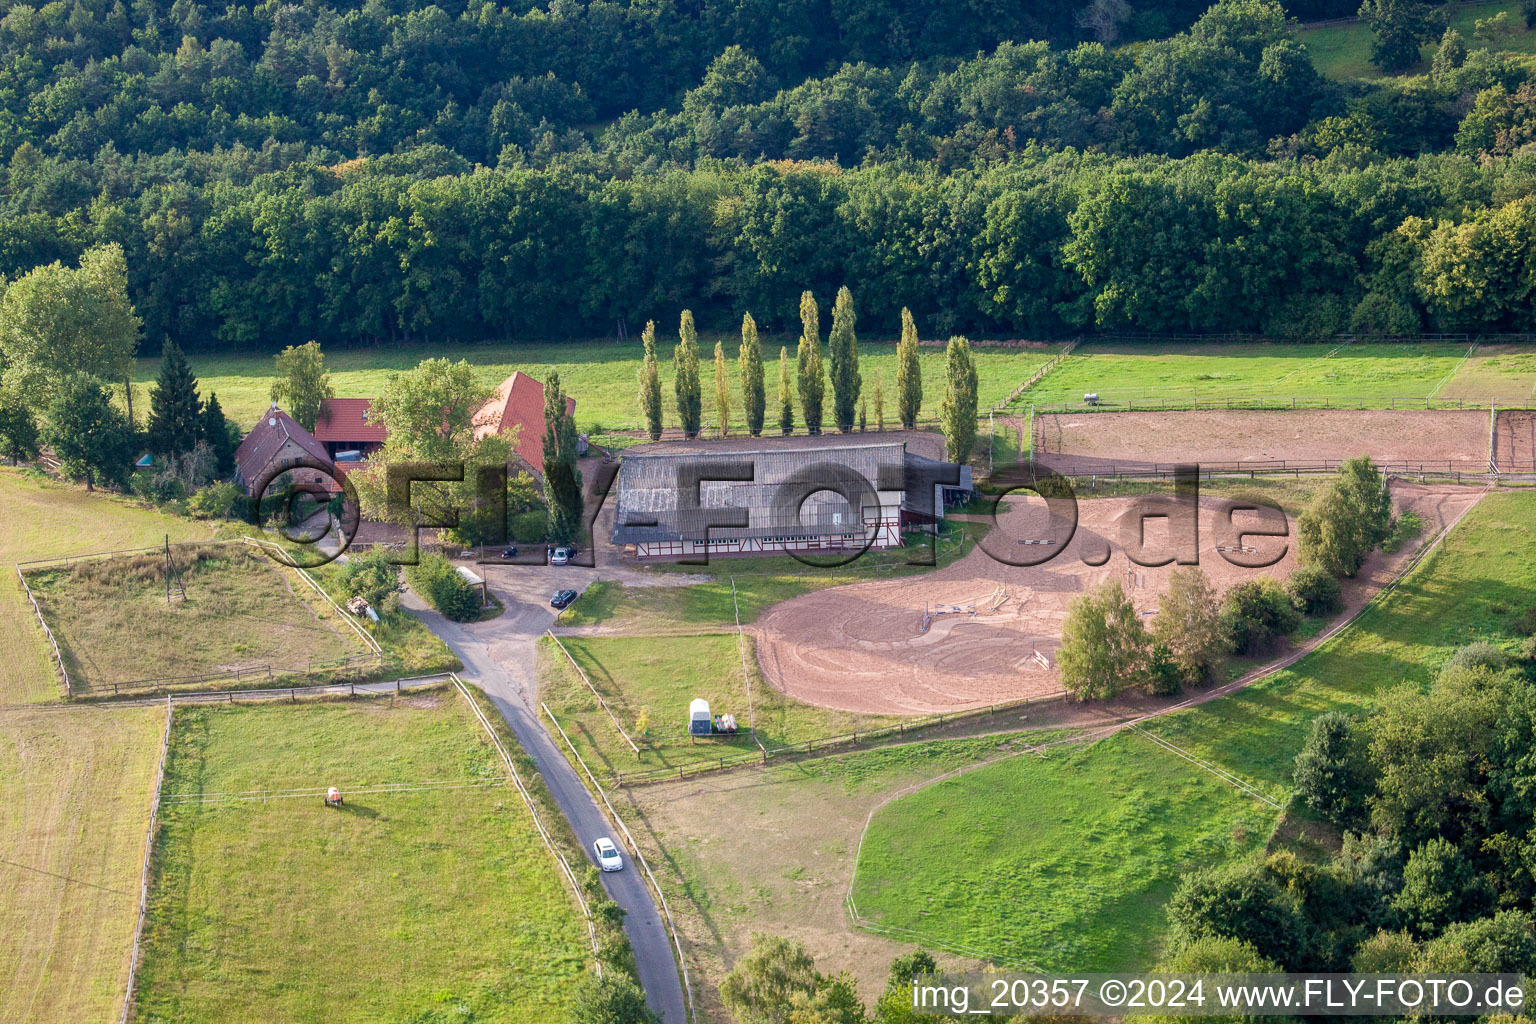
[
  {"xmin": 828, "ymin": 286, "xmax": 860, "ymax": 433},
  {"xmin": 638, "ymin": 320, "xmax": 663, "ymax": 441},
  {"xmin": 739, "ymin": 313, "xmax": 765, "ymax": 436},
  {"xmin": 674, "ymin": 310, "xmax": 702, "ymax": 439},
  {"xmin": 44, "ymin": 376, "xmax": 135, "ymax": 491},
  {"xmin": 778, "ymin": 347, "xmax": 795, "ymax": 435},
  {"xmin": 714, "ymin": 341, "xmax": 730, "ymax": 437},
  {"xmin": 1057, "ymin": 579, "xmax": 1148, "ymax": 700},
  {"xmin": 543, "ymin": 372, "xmax": 584, "ymax": 545},
  {"xmin": 0, "ymin": 244, "xmax": 141, "ymax": 418},
  {"xmin": 270, "ymin": 340, "xmax": 333, "ymax": 433},
  {"xmin": 1151, "ymin": 566, "xmax": 1228, "ymax": 685},
  {"xmin": 797, "ymin": 291, "xmax": 825, "ymax": 435},
  {"xmin": 939, "ymin": 335, "xmax": 978, "ymax": 463},
  {"xmin": 896, "ymin": 307, "xmax": 921, "ymax": 430}
]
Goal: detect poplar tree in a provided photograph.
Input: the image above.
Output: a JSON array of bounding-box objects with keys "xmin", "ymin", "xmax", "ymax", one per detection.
[
  {"xmin": 778, "ymin": 347, "xmax": 794, "ymax": 435},
  {"xmin": 874, "ymin": 369, "xmax": 886, "ymax": 432},
  {"xmin": 543, "ymin": 372, "xmax": 584, "ymax": 544},
  {"xmin": 940, "ymin": 335, "xmax": 978, "ymax": 464},
  {"xmin": 796, "ymin": 291, "xmax": 824, "ymax": 435},
  {"xmin": 713, "ymin": 341, "xmax": 730, "ymax": 437},
  {"xmin": 896, "ymin": 306, "xmax": 922, "ymax": 430},
  {"xmin": 638, "ymin": 320, "xmax": 663, "ymax": 440},
  {"xmin": 674, "ymin": 310, "xmax": 701, "ymax": 439},
  {"xmin": 147, "ymin": 339, "xmax": 204, "ymax": 456},
  {"xmin": 739, "ymin": 313, "xmax": 765, "ymax": 436},
  {"xmin": 828, "ymin": 286, "xmax": 861, "ymax": 433}
]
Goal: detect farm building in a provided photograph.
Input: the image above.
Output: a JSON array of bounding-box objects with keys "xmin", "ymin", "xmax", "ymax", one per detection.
[
  {"xmin": 233, "ymin": 405, "xmax": 335, "ymax": 494},
  {"xmin": 611, "ymin": 437, "xmax": 971, "ymax": 560},
  {"xmin": 314, "ymin": 397, "xmax": 387, "ymax": 461},
  {"xmin": 471, "ymin": 371, "xmax": 577, "ymax": 477}
]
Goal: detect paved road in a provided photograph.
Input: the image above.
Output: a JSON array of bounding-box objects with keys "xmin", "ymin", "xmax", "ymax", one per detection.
[{"xmin": 402, "ymin": 564, "xmax": 689, "ymax": 1024}]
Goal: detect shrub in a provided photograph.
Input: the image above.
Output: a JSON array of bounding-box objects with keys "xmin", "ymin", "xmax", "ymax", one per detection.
[
  {"xmin": 1146, "ymin": 643, "xmax": 1184, "ymax": 696},
  {"xmin": 1221, "ymin": 578, "xmax": 1302, "ymax": 655},
  {"xmin": 404, "ymin": 553, "xmax": 481, "ymax": 622},
  {"xmin": 1167, "ymin": 860, "xmax": 1317, "ymax": 971},
  {"xmin": 1382, "ymin": 509, "xmax": 1424, "ymax": 554},
  {"xmin": 1287, "ymin": 565, "xmax": 1341, "ymax": 616},
  {"xmin": 1394, "ymin": 838, "xmax": 1495, "ymax": 937},
  {"xmin": 1441, "ymin": 640, "xmax": 1508, "ymax": 678},
  {"xmin": 336, "ymin": 548, "xmax": 403, "ymax": 608},
  {"xmin": 1293, "ymin": 711, "xmax": 1368, "ymax": 828},
  {"xmin": 187, "ymin": 481, "xmax": 240, "ymax": 519}
]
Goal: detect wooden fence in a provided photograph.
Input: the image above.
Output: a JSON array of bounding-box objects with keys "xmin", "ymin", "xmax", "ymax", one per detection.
[
  {"xmin": 18, "ymin": 536, "xmax": 385, "ymax": 699},
  {"xmin": 564, "ymin": 687, "xmax": 1070, "ymax": 787}
]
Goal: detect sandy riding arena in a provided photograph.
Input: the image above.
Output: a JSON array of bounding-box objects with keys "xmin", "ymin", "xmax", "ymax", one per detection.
[
  {"xmin": 1034, "ymin": 409, "xmax": 1489, "ymax": 474},
  {"xmin": 752, "ymin": 483, "xmax": 1480, "ymax": 715}
]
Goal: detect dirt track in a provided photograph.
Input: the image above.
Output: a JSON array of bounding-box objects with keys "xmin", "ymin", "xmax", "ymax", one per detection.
[
  {"xmin": 752, "ymin": 483, "xmax": 1481, "ymax": 715},
  {"xmin": 1035, "ymin": 409, "xmax": 1489, "ymax": 470}
]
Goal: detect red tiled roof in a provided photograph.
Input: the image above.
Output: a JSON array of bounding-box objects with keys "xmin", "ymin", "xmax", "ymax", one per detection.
[
  {"xmin": 234, "ymin": 405, "xmax": 334, "ymax": 489},
  {"xmin": 472, "ymin": 371, "xmax": 576, "ymax": 471},
  {"xmin": 315, "ymin": 397, "xmax": 387, "ymax": 443}
]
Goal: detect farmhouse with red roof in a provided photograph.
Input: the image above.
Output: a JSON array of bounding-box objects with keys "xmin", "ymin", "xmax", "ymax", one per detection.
[
  {"xmin": 233, "ymin": 405, "xmax": 335, "ymax": 494},
  {"xmin": 471, "ymin": 371, "xmax": 576, "ymax": 475},
  {"xmin": 314, "ymin": 397, "xmax": 387, "ymax": 460}
]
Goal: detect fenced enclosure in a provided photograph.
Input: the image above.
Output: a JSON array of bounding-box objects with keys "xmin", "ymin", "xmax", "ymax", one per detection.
[{"xmin": 19, "ymin": 539, "xmax": 381, "ymax": 698}]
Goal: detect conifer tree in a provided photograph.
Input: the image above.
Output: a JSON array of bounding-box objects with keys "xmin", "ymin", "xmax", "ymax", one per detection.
[
  {"xmin": 147, "ymin": 339, "xmax": 203, "ymax": 456},
  {"xmin": 828, "ymin": 286, "xmax": 861, "ymax": 433},
  {"xmin": 796, "ymin": 291, "xmax": 824, "ymax": 435},
  {"xmin": 201, "ymin": 392, "xmax": 236, "ymax": 476},
  {"xmin": 674, "ymin": 310, "xmax": 701, "ymax": 439}
]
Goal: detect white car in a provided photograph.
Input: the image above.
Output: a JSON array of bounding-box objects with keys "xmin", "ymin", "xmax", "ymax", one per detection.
[
  {"xmin": 550, "ymin": 546, "xmax": 571, "ymax": 566},
  {"xmin": 593, "ymin": 837, "xmax": 624, "ymax": 872}
]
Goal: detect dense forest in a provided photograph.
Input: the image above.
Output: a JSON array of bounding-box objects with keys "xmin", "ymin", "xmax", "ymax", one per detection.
[{"xmin": 2, "ymin": 0, "xmax": 1534, "ymax": 349}]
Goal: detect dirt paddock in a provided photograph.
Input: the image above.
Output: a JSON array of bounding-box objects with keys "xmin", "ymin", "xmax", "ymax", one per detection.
[
  {"xmin": 752, "ymin": 483, "xmax": 1480, "ymax": 715},
  {"xmin": 1034, "ymin": 409, "xmax": 1490, "ymax": 472}
]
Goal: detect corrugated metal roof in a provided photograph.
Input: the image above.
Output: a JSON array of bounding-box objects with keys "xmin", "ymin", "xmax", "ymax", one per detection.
[{"xmin": 612, "ymin": 442, "xmax": 907, "ymax": 544}]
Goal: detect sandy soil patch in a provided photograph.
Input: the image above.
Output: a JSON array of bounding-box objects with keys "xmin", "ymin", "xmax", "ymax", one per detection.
[{"xmin": 752, "ymin": 483, "xmax": 1481, "ymax": 715}]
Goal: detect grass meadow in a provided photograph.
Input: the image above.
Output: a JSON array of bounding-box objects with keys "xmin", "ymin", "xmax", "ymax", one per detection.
[
  {"xmin": 131, "ymin": 693, "xmax": 588, "ymax": 1024},
  {"xmin": 0, "ymin": 468, "xmax": 213, "ymax": 703},
  {"xmin": 1297, "ymin": 0, "xmax": 1536, "ymax": 80},
  {"xmin": 850, "ymin": 731, "xmax": 1273, "ymax": 970},
  {"xmin": 140, "ymin": 338, "xmax": 1061, "ymax": 435},
  {"xmin": 539, "ymin": 633, "xmax": 898, "ymax": 776},
  {"xmin": 1014, "ymin": 341, "xmax": 1478, "ymax": 411},
  {"xmin": 616, "ymin": 733, "xmax": 1065, "ymax": 1014},
  {"xmin": 27, "ymin": 544, "xmax": 366, "ymax": 694},
  {"xmin": 1142, "ymin": 488, "xmax": 1536, "ymax": 794},
  {"xmin": 0, "ymin": 706, "xmax": 166, "ymax": 1024}
]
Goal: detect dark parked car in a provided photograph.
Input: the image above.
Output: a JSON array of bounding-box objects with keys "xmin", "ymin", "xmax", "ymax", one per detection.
[{"xmin": 551, "ymin": 589, "xmax": 579, "ymax": 609}]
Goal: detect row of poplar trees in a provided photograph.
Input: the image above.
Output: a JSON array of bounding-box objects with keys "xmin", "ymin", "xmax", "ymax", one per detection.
[{"xmin": 636, "ymin": 288, "xmax": 980, "ymax": 462}]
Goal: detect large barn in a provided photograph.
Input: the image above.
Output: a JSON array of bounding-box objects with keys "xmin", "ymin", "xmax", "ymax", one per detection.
[{"xmin": 611, "ymin": 437, "xmax": 971, "ymax": 560}]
